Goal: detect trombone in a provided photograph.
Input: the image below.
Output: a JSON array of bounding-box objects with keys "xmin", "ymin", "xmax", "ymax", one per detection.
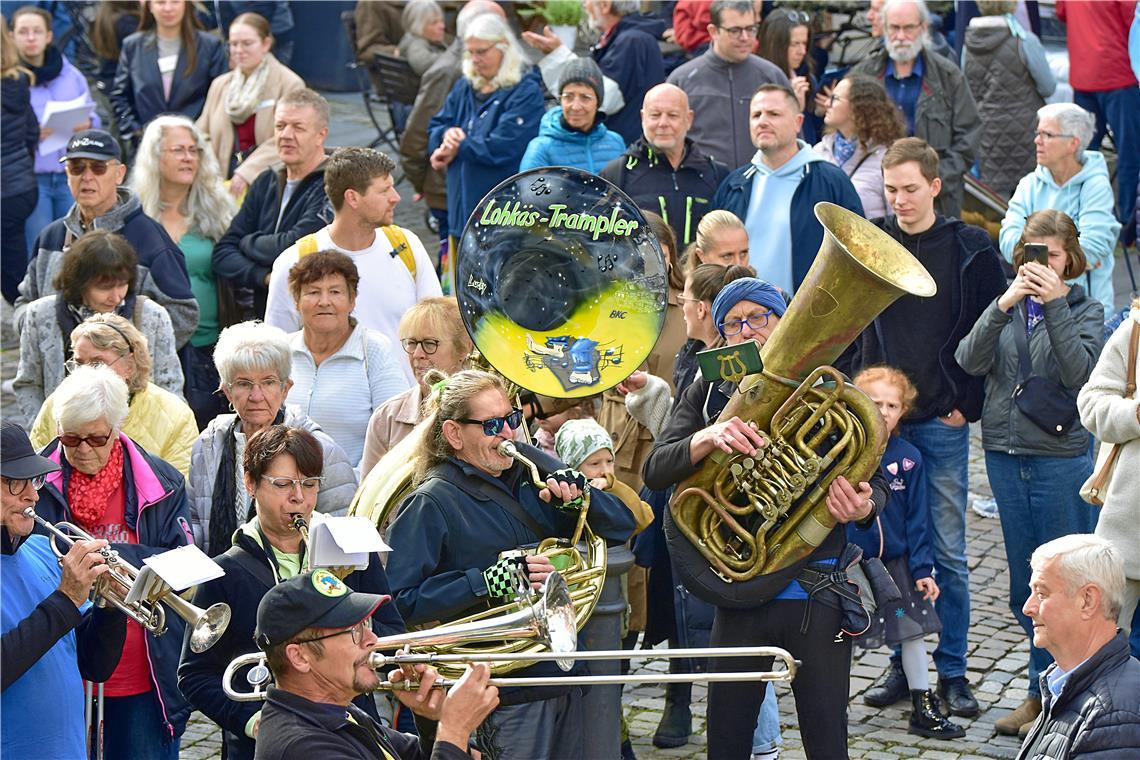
[
  {"xmin": 222, "ymin": 572, "xmax": 799, "ymax": 701},
  {"xmin": 24, "ymin": 508, "xmax": 232, "ymax": 653}
]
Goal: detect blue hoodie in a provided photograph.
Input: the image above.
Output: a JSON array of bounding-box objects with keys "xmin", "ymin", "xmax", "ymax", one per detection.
[
  {"xmin": 1000, "ymin": 150, "xmax": 1122, "ymax": 313},
  {"xmin": 519, "ymin": 107, "xmax": 626, "ymax": 174}
]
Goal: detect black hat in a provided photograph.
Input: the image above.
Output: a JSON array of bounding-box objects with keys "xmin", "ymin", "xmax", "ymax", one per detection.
[
  {"xmin": 557, "ymin": 57, "xmax": 605, "ymax": 105},
  {"xmin": 60, "ymin": 129, "xmax": 121, "ymax": 164},
  {"xmin": 254, "ymin": 570, "xmax": 389, "ymax": 649},
  {"xmin": 0, "ymin": 422, "xmax": 60, "ymax": 481}
]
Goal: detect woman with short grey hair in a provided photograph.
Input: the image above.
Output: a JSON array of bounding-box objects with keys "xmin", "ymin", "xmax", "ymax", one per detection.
[
  {"xmin": 398, "ymin": 0, "xmax": 447, "ymax": 76},
  {"xmin": 52, "ymin": 363, "xmax": 130, "ymax": 434},
  {"xmin": 188, "ymin": 321, "xmax": 358, "ymax": 556},
  {"xmin": 1000, "ymin": 102, "xmax": 1121, "ymax": 314}
]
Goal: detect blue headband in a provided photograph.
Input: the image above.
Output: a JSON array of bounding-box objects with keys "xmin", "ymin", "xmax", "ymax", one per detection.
[{"xmin": 711, "ymin": 278, "xmax": 787, "ymax": 337}]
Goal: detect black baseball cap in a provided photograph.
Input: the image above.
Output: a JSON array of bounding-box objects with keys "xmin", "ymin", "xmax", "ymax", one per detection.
[
  {"xmin": 0, "ymin": 422, "xmax": 60, "ymax": 481},
  {"xmin": 60, "ymin": 129, "xmax": 121, "ymax": 163},
  {"xmin": 255, "ymin": 570, "xmax": 389, "ymax": 650}
]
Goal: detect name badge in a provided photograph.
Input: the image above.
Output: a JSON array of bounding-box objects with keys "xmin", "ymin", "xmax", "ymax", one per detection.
[{"xmin": 157, "ymin": 54, "xmax": 178, "ymax": 76}]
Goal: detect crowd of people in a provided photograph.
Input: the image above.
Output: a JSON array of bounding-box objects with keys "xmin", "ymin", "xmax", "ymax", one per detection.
[{"xmin": 2, "ymin": 1, "xmax": 1139, "ymax": 760}]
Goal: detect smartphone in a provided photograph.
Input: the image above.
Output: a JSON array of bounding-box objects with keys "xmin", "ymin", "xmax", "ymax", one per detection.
[{"xmin": 1023, "ymin": 243, "xmax": 1049, "ymax": 266}]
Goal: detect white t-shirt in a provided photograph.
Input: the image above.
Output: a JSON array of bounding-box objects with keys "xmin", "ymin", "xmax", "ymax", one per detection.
[{"xmin": 264, "ymin": 225, "xmax": 443, "ymax": 384}]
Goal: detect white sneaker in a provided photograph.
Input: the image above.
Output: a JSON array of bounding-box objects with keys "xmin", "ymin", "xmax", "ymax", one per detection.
[{"xmin": 971, "ymin": 498, "xmax": 999, "ymax": 519}]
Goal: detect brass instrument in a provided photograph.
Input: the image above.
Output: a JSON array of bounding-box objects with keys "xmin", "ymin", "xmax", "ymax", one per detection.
[
  {"xmin": 24, "ymin": 508, "xmax": 231, "ymax": 652},
  {"xmin": 667, "ymin": 203, "xmax": 937, "ymax": 606},
  {"xmin": 221, "ymin": 572, "xmax": 799, "ymax": 701}
]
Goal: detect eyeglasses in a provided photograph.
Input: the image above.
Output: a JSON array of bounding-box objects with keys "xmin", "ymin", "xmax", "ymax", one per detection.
[
  {"xmin": 455, "ymin": 408, "xmax": 524, "ymax": 437},
  {"xmin": 228, "ymin": 378, "xmax": 282, "ymax": 395},
  {"xmin": 58, "ymin": 431, "xmax": 114, "ymax": 449},
  {"xmin": 781, "ymin": 10, "xmax": 812, "ymax": 24},
  {"xmin": 467, "ymin": 43, "xmax": 501, "ymax": 59},
  {"xmin": 717, "ymin": 24, "xmax": 760, "ymax": 38},
  {"xmin": 64, "ymin": 353, "xmax": 125, "ymax": 375},
  {"xmin": 401, "ymin": 338, "xmax": 440, "ymax": 355},
  {"xmin": 296, "ymin": 617, "xmax": 373, "ymax": 647},
  {"xmin": 828, "ymin": 93, "xmax": 847, "ymax": 106},
  {"xmin": 163, "ymin": 146, "xmax": 202, "ymax": 158},
  {"xmin": 260, "ymin": 475, "xmax": 324, "ymax": 492},
  {"xmin": 1034, "ymin": 130, "xmax": 1073, "ymax": 141},
  {"xmin": 677, "ymin": 294, "xmax": 701, "ymax": 304},
  {"xmin": 720, "ymin": 311, "xmax": 773, "ymax": 336},
  {"xmin": 66, "ymin": 159, "xmax": 115, "ymax": 176},
  {"xmin": 4, "ymin": 475, "xmax": 46, "ymax": 496},
  {"xmin": 886, "ymin": 22, "xmax": 923, "ymax": 36}
]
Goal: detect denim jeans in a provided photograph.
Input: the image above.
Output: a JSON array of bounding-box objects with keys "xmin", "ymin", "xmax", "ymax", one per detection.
[
  {"xmin": 984, "ymin": 450, "xmax": 1096, "ymax": 695},
  {"xmin": 899, "ymin": 418, "xmax": 970, "ymax": 679},
  {"xmin": 101, "ymin": 691, "xmax": 180, "ymax": 760},
  {"xmin": 1075, "ymin": 86, "xmax": 1140, "ymax": 225},
  {"xmin": 750, "ymin": 682, "xmax": 781, "ymax": 753},
  {"xmin": 25, "ymin": 172, "xmax": 73, "ymax": 258}
]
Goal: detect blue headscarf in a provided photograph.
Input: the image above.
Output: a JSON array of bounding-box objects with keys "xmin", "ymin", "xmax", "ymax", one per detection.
[{"xmin": 711, "ymin": 278, "xmax": 788, "ymax": 337}]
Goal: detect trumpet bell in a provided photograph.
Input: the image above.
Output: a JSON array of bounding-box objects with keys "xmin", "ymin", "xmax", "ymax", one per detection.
[{"xmin": 187, "ymin": 601, "xmax": 233, "ymax": 654}]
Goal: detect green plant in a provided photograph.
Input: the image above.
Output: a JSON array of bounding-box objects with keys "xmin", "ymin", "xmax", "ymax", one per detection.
[{"xmin": 518, "ymin": 0, "xmax": 584, "ymax": 27}]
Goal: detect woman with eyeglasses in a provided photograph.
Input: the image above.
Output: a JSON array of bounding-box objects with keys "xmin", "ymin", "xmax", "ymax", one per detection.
[
  {"xmin": 643, "ymin": 277, "xmax": 890, "ymax": 759},
  {"xmin": 29, "ymin": 312, "xmax": 196, "ymax": 480},
  {"xmin": 15, "ymin": 230, "xmax": 183, "ymax": 429},
  {"xmin": 196, "ymin": 12, "xmax": 304, "ymax": 198},
  {"xmin": 285, "ymin": 251, "xmax": 408, "ymax": 472},
  {"xmin": 758, "ymin": 8, "xmax": 821, "ymax": 144},
  {"xmin": 360, "ymin": 297, "xmax": 473, "ymax": 477},
  {"xmin": 131, "ymin": 114, "xmax": 236, "ymax": 428},
  {"xmin": 814, "ymin": 74, "xmax": 905, "ymax": 220},
  {"xmin": 187, "ymin": 321, "xmax": 356, "ymax": 557},
  {"xmin": 999, "ymin": 103, "xmax": 1121, "ymax": 315},
  {"xmin": 178, "ymin": 424, "xmax": 404, "ymax": 760},
  {"xmin": 33, "ymin": 364, "xmax": 194, "ymax": 760}
]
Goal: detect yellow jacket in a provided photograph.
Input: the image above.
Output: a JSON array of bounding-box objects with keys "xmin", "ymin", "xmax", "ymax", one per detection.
[
  {"xmin": 32, "ymin": 382, "xmax": 198, "ymax": 478},
  {"xmin": 605, "ymin": 474, "xmax": 655, "ymax": 536}
]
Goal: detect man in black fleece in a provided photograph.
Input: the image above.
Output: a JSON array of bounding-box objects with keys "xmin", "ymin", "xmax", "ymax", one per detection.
[{"xmin": 839, "ymin": 138, "xmax": 1005, "ymax": 718}]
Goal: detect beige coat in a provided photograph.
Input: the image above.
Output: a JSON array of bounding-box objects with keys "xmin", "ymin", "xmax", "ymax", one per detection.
[
  {"xmin": 196, "ymin": 54, "xmax": 305, "ymax": 185},
  {"xmin": 361, "ymin": 383, "xmax": 423, "ymax": 479}
]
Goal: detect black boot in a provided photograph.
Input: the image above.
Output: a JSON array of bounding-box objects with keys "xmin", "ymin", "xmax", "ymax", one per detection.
[
  {"xmin": 864, "ymin": 660, "xmax": 908, "ymax": 707},
  {"xmin": 937, "ymin": 676, "xmax": 981, "ymax": 717},
  {"xmin": 909, "ymin": 690, "xmax": 966, "ymax": 739},
  {"xmin": 653, "ymin": 682, "xmax": 692, "ymax": 748}
]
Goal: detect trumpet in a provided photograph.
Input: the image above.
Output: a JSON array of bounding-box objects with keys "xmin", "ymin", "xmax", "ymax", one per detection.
[{"xmin": 24, "ymin": 508, "xmax": 232, "ymax": 653}]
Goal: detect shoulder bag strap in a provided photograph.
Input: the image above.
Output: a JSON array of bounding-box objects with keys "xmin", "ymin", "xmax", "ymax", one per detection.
[
  {"xmin": 1011, "ymin": 302, "xmax": 1034, "ymax": 381},
  {"xmin": 1086, "ymin": 321, "xmax": 1140, "ymax": 501},
  {"xmin": 426, "ymin": 466, "xmax": 547, "ymax": 539},
  {"xmin": 219, "ymin": 544, "xmax": 277, "ymax": 588}
]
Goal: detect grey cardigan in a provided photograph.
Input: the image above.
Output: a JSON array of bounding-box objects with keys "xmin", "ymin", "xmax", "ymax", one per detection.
[
  {"xmin": 955, "ymin": 285, "xmax": 1104, "ymax": 457},
  {"xmin": 187, "ymin": 404, "xmax": 358, "ymax": 554},
  {"xmin": 13, "ymin": 294, "xmax": 184, "ymax": 429}
]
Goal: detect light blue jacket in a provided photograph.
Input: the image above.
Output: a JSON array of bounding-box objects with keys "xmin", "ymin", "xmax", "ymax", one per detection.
[
  {"xmin": 999, "ymin": 151, "xmax": 1122, "ymax": 314},
  {"xmin": 519, "ymin": 107, "xmax": 626, "ymax": 174}
]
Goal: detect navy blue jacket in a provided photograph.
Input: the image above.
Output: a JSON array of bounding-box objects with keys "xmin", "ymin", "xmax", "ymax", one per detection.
[
  {"xmin": 428, "ymin": 69, "xmax": 544, "ymax": 234},
  {"xmin": 178, "ymin": 527, "xmax": 404, "ymax": 760},
  {"xmin": 35, "ymin": 435, "xmax": 195, "ymax": 741},
  {"xmin": 846, "ymin": 435, "xmax": 934, "ymax": 581},
  {"xmin": 1, "ymin": 74, "xmax": 38, "ymax": 198},
  {"xmin": 592, "ymin": 14, "xmax": 666, "ymax": 144},
  {"xmin": 710, "ymin": 156, "xmax": 865, "ymax": 291},
  {"xmin": 109, "ymin": 29, "xmax": 228, "ymax": 139}
]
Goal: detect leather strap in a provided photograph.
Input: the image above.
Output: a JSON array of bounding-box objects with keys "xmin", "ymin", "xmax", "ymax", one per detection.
[{"xmin": 1087, "ymin": 321, "xmax": 1139, "ymax": 501}]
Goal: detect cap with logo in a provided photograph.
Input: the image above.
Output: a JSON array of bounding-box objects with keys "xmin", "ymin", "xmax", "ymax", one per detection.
[
  {"xmin": 60, "ymin": 129, "xmax": 122, "ymax": 164},
  {"xmin": 254, "ymin": 569, "xmax": 389, "ymax": 649},
  {"xmin": 1, "ymin": 422, "xmax": 60, "ymax": 481}
]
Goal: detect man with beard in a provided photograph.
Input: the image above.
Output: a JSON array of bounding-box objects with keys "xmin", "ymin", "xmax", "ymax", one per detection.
[
  {"xmin": 263, "ymin": 147, "xmax": 441, "ymax": 385},
  {"xmin": 850, "ymin": 0, "xmax": 979, "ymax": 218}
]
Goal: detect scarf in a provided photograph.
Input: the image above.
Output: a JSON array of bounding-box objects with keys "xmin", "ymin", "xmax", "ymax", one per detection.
[
  {"xmin": 25, "ymin": 44, "xmax": 64, "ymax": 84},
  {"xmin": 67, "ymin": 439, "xmax": 125, "ymax": 528},
  {"xmin": 224, "ymin": 56, "xmax": 271, "ymax": 123},
  {"xmin": 207, "ymin": 408, "xmax": 287, "ymax": 557},
  {"xmin": 55, "ymin": 295, "xmax": 136, "ymax": 364},
  {"xmin": 833, "ymin": 132, "xmax": 857, "ymax": 168}
]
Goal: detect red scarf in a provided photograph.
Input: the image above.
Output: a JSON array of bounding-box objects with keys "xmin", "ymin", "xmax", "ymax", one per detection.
[{"xmin": 67, "ymin": 440, "xmax": 125, "ymax": 528}]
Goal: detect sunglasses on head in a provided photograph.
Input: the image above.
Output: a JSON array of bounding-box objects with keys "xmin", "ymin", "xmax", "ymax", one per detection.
[
  {"xmin": 66, "ymin": 159, "xmax": 115, "ymax": 176},
  {"xmin": 455, "ymin": 409, "xmax": 524, "ymax": 437},
  {"xmin": 58, "ymin": 432, "xmax": 113, "ymax": 449}
]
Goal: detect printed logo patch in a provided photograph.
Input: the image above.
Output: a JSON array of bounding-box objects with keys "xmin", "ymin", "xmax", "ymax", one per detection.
[
  {"xmin": 902, "ymin": 457, "xmax": 916, "ymax": 472},
  {"xmin": 886, "ymin": 461, "xmax": 899, "ymax": 476},
  {"xmin": 311, "ymin": 569, "xmax": 347, "ymax": 597}
]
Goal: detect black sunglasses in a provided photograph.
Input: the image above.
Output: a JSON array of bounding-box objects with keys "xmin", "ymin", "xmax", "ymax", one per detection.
[
  {"xmin": 455, "ymin": 409, "xmax": 524, "ymax": 437},
  {"xmin": 58, "ymin": 432, "xmax": 113, "ymax": 449},
  {"xmin": 66, "ymin": 159, "xmax": 115, "ymax": 176}
]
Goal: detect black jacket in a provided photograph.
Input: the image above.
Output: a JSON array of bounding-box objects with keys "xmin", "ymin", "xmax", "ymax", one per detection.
[
  {"xmin": 254, "ymin": 687, "xmax": 467, "ymax": 760},
  {"xmin": 178, "ymin": 525, "xmax": 405, "ymax": 760},
  {"xmin": 1016, "ymin": 631, "xmax": 1140, "ymax": 759},
  {"xmin": 838, "ymin": 215, "xmax": 1007, "ymax": 422},
  {"xmin": 1, "ymin": 74, "xmax": 38, "ymax": 198},
  {"xmin": 599, "ymin": 137, "xmax": 728, "ymax": 248},
  {"xmin": 211, "ymin": 159, "xmax": 333, "ymax": 314},
  {"xmin": 109, "ymin": 29, "xmax": 228, "ymax": 139}
]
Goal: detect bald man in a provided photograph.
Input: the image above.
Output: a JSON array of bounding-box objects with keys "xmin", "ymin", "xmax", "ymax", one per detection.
[{"xmin": 599, "ymin": 83, "xmax": 729, "ymax": 248}]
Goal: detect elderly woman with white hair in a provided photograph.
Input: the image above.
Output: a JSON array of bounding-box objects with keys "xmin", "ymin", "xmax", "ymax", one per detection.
[
  {"xmin": 130, "ymin": 113, "xmax": 237, "ymax": 428},
  {"xmin": 1000, "ymin": 103, "xmax": 1122, "ymax": 315},
  {"xmin": 187, "ymin": 321, "xmax": 356, "ymax": 557},
  {"xmin": 428, "ymin": 12, "xmax": 543, "ymax": 241},
  {"xmin": 30, "ymin": 313, "xmax": 198, "ymax": 478},
  {"xmin": 33, "ymin": 364, "xmax": 194, "ymax": 759},
  {"xmin": 399, "ymin": 0, "xmax": 448, "ymax": 76}
]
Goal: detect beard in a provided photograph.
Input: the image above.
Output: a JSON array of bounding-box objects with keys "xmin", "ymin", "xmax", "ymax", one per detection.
[{"xmin": 885, "ymin": 36, "xmax": 922, "ymax": 63}]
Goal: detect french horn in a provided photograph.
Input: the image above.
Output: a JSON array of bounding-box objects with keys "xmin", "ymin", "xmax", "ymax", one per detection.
[{"xmin": 349, "ymin": 167, "xmax": 668, "ymax": 675}]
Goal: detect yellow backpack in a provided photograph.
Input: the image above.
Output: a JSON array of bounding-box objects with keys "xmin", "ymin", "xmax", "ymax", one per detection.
[{"xmin": 295, "ymin": 226, "xmax": 416, "ymax": 279}]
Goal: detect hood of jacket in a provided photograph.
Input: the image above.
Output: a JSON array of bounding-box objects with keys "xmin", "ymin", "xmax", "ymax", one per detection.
[
  {"xmin": 537, "ymin": 106, "xmax": 610, "ymax": 145},
  {"xmin": 609, "ymin": 13, "xmax": 667, "ymax": 42},
  {"xmin": 62, "ymin": 187, "xmax": 142, "ymax": 238},
  {"xmin": 1032, "ymin": 150, "xmax": 1111, "ymax": 192},
  {"xmin": 749, "ymin": 140, "xmax": 827, "ymax": 179},
  {"xmin": 964, "ymin": 16, "xmax": 1019, "ymax": 56}
]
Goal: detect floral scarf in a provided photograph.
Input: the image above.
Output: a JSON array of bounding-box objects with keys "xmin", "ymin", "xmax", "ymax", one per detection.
[
  {"xmin": 67, "ymin": 439, "xmax": 124, "ymax": 528},
  {"xmin": 224, "ymin": 56, "xmax": 271, "ymax": 123}
]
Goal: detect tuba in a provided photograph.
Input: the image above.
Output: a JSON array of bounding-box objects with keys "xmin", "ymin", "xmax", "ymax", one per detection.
[
  {"xmin": 350, "ymin": 167, "xmax": 668, "ymax": 674},
  {"xmin": 667, "ymin": 203, "xmax": 937, "ymax": 607}
]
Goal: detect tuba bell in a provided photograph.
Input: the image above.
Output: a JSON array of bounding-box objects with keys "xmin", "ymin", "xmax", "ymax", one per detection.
[{"xmin": 667, "ymin": 203, "xmax": 937, "ymax": 607}]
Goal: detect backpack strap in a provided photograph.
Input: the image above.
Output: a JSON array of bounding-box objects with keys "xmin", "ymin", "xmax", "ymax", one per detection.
[
  {"xmin": 220, "ymin": 543, "xmax": 277, "ymax": 588},
  {"xmin": 424, "ymin": 463, "xmax": 547, "ymax": 540},
  {"xmin": 380, "ymin": 225, "xmax": 416, "ymax": 279},
  {"xmin": 295, "ymin": 233, "xmax": 321, "ymax": 259}
]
